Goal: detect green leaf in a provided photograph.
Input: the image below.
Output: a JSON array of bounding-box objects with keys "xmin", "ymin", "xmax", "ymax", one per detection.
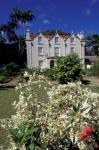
[
  {"xmin": 19, "ymin": 122, "xmax": 25, "ymax": 132},
  {"xmin": 29, "ymin": 143, "xmax": 36, "ymax": 150},
  {"xmin": 9, "ymin": 128, "xmax": 21, "ymax": 143},
  {"xmin": 25, "ymin": 126, "xmax": 39, "ymax": 137}
]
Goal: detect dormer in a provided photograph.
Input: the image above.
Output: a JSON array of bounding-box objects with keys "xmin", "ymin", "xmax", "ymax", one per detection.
[
  {"xmin": 38, "ymin": 33, "xmax": 43, "ymax": 45},
  {"xmin": 55, "ymin": 33, "xmax": 60, "ymax": 45},
  {"xmin": 70, "ymin": 34, "xmax": 75, "ymax": 45}
]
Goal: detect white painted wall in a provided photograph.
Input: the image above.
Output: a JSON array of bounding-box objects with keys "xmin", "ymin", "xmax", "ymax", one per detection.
[{"xmin": 26, "ymin": 32, "xmax": 85, "ymax": 69}]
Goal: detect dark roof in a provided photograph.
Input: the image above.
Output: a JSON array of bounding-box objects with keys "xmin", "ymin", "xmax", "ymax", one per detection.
[
  {"xmin": 28, "ymin": 31, "xmax": 81, "ymax": 41},
  {"xmin": 29, "ymin": 31, "xmax": 71, "ymax": 41}
]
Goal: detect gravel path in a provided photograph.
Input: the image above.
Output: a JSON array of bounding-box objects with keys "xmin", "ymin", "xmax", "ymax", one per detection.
[{"xmin": 83, "ymin": 76, "xmax": 99, "ymax": 87}]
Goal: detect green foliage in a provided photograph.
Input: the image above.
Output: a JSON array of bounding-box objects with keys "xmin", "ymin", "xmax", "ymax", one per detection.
[
  {"xmin": 42, "ymin": 68, "xmax": 57, "ymax": 80},
  {"xmin": 86, "ymin": 34, "xmax": 99, "ymax": 56},
  {"xmin": 55, "ymin": 54, "xmax": 83, "ymax": 84},
  {"xmin": 21, "ymin": 68, "xmax": 56, "ymax": 81},
  {"xmin": 9, "ymin": 122, "xmax": 44, "ymax": 150},
  {"xmin": 87, "ymin": 61, "xmax": 99, "ymax": 76},
  {"xmin": 0, "ymin": 75, "xmax": 7, "ymax": 83},
  {"xmin": 0, "ymin": 7, "xmax": 35, "ymax": 42},
  {"xmin": 5, "ymin": 62, "xmax": 20, "ymax": 76},
  {"xmin": 1, "ymin": 73, "xmax": 99, "ymax": 150}
]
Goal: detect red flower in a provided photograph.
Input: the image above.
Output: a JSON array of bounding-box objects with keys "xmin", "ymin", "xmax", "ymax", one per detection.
[{"xmin": 80, "ymin": 125, "xmax": 94, "ymax": 141}]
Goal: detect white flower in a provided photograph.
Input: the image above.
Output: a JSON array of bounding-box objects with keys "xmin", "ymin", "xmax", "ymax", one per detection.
[{"xmin": 24, "ymin": 71, "xmax": 29, "ymax": 77}]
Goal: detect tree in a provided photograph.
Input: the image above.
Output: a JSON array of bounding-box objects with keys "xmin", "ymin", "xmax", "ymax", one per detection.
[
  {"xmin": 0, "ymin": 7, "xmax": 35, "ymax": 42},
  {"xmin": 86, "ymin": 34, "xmax": 99, "ymax": 56},
  {"xmin": 0, "ymin": 7, "xmax": 35, "ymax": 66},
  {"xmin": 55, "ymin": 54, "xmax": 83, "ymax": 84},
  {"xmin": 9, "ymin": 7, "xmax": 35, "ymax": 36}
]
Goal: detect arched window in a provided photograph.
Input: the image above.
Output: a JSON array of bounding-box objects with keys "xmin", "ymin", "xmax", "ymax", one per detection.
[{"xmin": 50, "ymin": 60, "xmax": 54, "ymax": 68}]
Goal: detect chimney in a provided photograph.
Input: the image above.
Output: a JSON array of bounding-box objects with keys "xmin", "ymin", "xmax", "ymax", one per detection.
[
  {"xmin": 78, "ymin": 32, "xmax": 85, "ymax": 40},
  {"xmin": 26, "ymin": 29, "xmax": 30, "ymax": 40}
]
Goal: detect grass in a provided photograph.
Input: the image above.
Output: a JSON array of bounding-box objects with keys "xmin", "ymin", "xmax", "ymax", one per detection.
[
  {"xmin": 0, "ymin": 86, "xmax": 18, "ymax": 119},
  {"xmin": 84, "ymin": 85, "xmax": 99, "ymax": 93},
  {"xmin": 0, "ymin": 86, "xmax": 19, "ymax": 149}
]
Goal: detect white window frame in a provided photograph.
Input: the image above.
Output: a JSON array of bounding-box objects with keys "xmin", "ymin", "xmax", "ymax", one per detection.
[
  {"xmin": 38, "ymin": 36, "xmax": 43, "ymax": 44},
  {"xmin": 70, "ymin": 37, "xmax": 75, "ymax": 44},
  {"xmin": 38, "ymin": 47, "xmax": 43, "ymax": 56},
  {"xmin": 70, "ymin": 47, "xmax": 75, "ymax": 53},
  {"xmin": 55, "ymin": 37, "xmax": 59, "ymax": 44},
  {"xmin": 38, "ymin": 60, "xmax": 43, "ymax": 68},
  {"xmin": 54, "ymin": 47, "xmax": 60, "ymax": 56}
]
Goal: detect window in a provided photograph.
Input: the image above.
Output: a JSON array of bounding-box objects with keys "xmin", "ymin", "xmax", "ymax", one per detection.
[
  {"xmin": 38, "ymin": 60, "xmax": 43, "ymax": 68},
  {"xmin": 38, "ymin": 47, "xmax": 43, "ymax": 56},
  {"xmin": 38, "ymin": 36, "xmax": 43, "ymax": 44},
  {"xmin": 54, "ymin": 47, "xmax": 60, "ymax": 56},
  {"xmin": 70, "ymin": 47, "xmax": 75, "ymax": 53},
  {"xmin": 50, "ymin": 60, "xmax": 54, "ymax": 68},
  {"xmin": 70, "ymin": 37, "xmax": 74, "ymax": 44},
  {"xmin": 55, "ymin": 37, "xmax": 59, "ymax": 44}
]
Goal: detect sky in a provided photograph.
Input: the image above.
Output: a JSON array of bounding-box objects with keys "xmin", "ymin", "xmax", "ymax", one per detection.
[{"xmin": 0, "ymin": 0, "xmax": 99, "ymax": 34}]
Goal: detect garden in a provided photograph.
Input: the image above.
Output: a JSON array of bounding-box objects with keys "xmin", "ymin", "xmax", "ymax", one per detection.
[{"xmin": 0, "ymin": 54, "xmax": 99, "ymax": 150}]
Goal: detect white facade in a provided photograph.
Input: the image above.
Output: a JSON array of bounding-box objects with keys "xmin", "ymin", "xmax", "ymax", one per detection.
[{"xmin": 26, "ymin": 30, "xmax": 85, "ymax": 69}]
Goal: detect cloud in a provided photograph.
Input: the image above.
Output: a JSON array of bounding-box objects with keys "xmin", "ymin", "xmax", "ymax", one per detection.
[
  {"xmin": 91, "ymin": 0, "xmax": 99, "ymax": 4},
  {"xmin": 42, "ymin": 19, "xmax": 51, "ymax": 24},
  {"xmin": 83, "ymin": 9, "xmax": 92, "ymax": 15}
]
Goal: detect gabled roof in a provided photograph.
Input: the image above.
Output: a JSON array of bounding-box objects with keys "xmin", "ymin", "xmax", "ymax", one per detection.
[
  {"xmin": 42, "ymin": 33, "xmax": 55, "ymax": 41},
  {"xmin": 29, "ymin": 31, "xmax": 79, "ymax": 41},
  {"xmin": 60, "ymin": 34, "xmax": 71, "ymax": 40}
]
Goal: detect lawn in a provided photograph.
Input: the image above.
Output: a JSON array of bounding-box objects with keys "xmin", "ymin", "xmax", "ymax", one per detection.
[
  {"xmin": 82, "ymin": 85, "xmax": 99, "ymax": 93},
  {"xmin": 0, "ymin": 86, "xmax": 18, "ymax": 149}
]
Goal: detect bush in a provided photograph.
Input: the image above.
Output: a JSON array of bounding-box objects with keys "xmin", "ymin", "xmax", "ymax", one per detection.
[
  {"xmin": 21, "ymin": 68, "xmax": 56, "ymax": 81},
  {"xmin": 1, "ymin": 73, "xmax": 99, "ymax": 150},
  {"xmin": 55, "ymin": 54, "xmax": 83, "ymax": 84},
  {"xmin": 87, "ymin": 61, "xmax": 99, "ymax": 76},
  {"xmin": 5, "ymin": 62, "xmax": 20, "ymax": 76},
  {"xmin": 42, "ymin": 68, "xmax": 57, "ymax": 80},
  {"xmin": 0, "ymin": 75, "xmax": 7, "ymax": 83}
]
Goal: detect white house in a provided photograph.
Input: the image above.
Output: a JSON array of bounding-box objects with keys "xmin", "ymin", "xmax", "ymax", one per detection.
[{"xmin": 26, "ymin": 30, "xmax": 85, "ymax": 69}]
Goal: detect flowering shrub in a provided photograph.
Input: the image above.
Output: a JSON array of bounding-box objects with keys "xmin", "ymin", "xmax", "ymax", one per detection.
[
  {"xmin": 1, "ymin": 72, "xmax": 99, "ymax": 150},
  {"xmin": 80, "ymin": 124, "xmax": 94, "ymax": 141}
]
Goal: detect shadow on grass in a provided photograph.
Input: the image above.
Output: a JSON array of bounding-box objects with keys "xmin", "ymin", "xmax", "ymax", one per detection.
[
  {"xmin": 0, "ymin": 85, "xmax": 15, "ymax": 90},
  {"xmin": 81, "ymin": 79, "xmax": 91, "ymax": 85}
]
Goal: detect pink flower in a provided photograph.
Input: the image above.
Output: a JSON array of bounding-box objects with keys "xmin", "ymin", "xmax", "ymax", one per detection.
[{"xmin": 80, "ymin": 124, "xmax": 94, "ymax": 141}]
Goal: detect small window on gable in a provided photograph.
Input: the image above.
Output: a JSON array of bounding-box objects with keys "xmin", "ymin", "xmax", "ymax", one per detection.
[
  {"xmin": 71, "ymin": 47, "xmax": 75, "ymax": 53},
  {"xmin": 55, "ymin": 37, "xmax": 59, "ymax": 44},
  {"xmin": 70, "ymin": 37, "xmax": 74, "ymax": 44},
  {"xmin": 38, "ymin": 47, "xmax": 43, "ymax": 56},
  {"xmin": 38, "ymin": 36, "xmax": 43, "ymax": 44}
]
